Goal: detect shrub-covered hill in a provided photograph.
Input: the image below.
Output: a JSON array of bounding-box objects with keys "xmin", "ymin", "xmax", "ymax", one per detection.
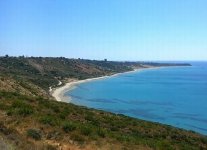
[
  {"xmin": 0, "ymin": 56, "xmax": 191, "ymax": 98},
  {"xmin": 0, "ymin": 57, "xmax": 134, "ymax": 94},
  {"xmin": 0, "ymin": 56, "xmax": 198, "ymax": 150},
  {"xmin": 0, "ymin": 91, "xmax": 206, "ymax": 150}
]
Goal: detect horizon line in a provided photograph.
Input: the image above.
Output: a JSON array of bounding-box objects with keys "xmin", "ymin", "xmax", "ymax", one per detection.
[{"xmin": 0, "ymin": 55, "xmax": 206, "ymax": 62}]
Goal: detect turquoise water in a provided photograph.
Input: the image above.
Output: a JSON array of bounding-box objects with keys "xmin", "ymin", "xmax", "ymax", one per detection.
[{"xmin": 64, "ymin": 62, "xmax": 207, "ymax": 135}]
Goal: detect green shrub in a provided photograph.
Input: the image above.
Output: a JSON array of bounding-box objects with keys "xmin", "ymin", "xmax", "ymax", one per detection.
[
  {"xmin": 85, "ymin": 114, "xmax": 100, "ymax": 126},
  {"xmin": 115, "ymin": 135, "xmax": 132, "ymax": 142},
  {"xmin": 97, "ymin": 128, "xmax": 106, "ymax": 138},
  {"xmin": 49, "ymin": 103, "xmax": 60, "ymax": 113},
  {"xmin": 80, "ymin": 126, "xmax": 92, "ymax": 136},
  {"xmin": 18, "ymin": 107, "xmax": 33, "ymax": 116},
  {"xmin": 62, "ymin": 122, "xmax": 76, "ymax": 133},
  {"xmin": 40, "ymin": 116, "xmax": 56, "ymax": 126},
  {"xmin": 11, "ymin": 100, "xmax": 34, "ymax": 116},
  {"xmin": 6, "ymin": 109, "xmax": 14, "ymax": 116},
  {"xmin": 12, "ymin": 100, "xmax": 25, "ymax": 108},
  {"xmin": 58, "ymin": 109, "xmax": 70, "ymax": 119},
  {"xmin": 27, "ymin": 129, "xmax": 41, "ymax": 140},
  {"xmin": 155, "ymin": 140, "xmax": 174, "ymax": 150},
  {"xmin": 85, "ymin": 114, "xmax": 94, "ymax": 121}
]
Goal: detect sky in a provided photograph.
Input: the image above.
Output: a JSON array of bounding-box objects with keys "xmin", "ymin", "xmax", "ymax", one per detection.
[{"xmin": 0, "ymin": 0, "xmax": 207, "ymax": 61}]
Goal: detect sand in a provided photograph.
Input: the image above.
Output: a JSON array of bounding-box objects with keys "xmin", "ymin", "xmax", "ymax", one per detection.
[{"xmin": 51, "ymin": 67, "xmax": 164, "ymax": 102}]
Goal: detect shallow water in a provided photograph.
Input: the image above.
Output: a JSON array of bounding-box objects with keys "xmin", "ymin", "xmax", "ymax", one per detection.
[{"xmin": 64, "ymin": 62, "xmax": 207, "ymax": 135}]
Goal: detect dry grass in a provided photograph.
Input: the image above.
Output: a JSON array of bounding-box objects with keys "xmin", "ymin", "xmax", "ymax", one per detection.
[{"xmin": 0, "ymin": 91, "xmax": 206, "ymax": 150}]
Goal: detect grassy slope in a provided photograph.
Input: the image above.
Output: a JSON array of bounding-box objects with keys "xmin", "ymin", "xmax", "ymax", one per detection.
[
  {"xmin": 0, "ymin": 91, "xmax": 207, "ymax": 150},
  {"xmin": 1, "ymin": 57, "xmax": 205, "ymax": 150}
]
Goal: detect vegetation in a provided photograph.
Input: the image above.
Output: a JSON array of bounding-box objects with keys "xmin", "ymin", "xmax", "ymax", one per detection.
[
  {"xmin": 0, "ymin": 56, "xmax": 191, "ymax": 96},
  {"xmin": 27, "ymin": 129, "xmax": 42, "ymax": 140},
  {"xmin": 0, "ymin": 91, "xmax": 206, "ymax": 149},
  {"xmin": 62, "ymin": 121, "xmax": 76, "ymax": 133},
  {"xmin": 0, "ymin": 56, "xmax": 201, "ymax": 150}
]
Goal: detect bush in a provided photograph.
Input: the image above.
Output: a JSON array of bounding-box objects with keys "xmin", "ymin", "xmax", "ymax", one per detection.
[
  {"xmin": 27, "ymin": 129, "xmax": 41, "ymax": 140},
  {"xmin": 58, "ymin": 108, "xmax": 70, "ymax": 119},
  {"xmin": 85, "ymin": 114, "xmax": 100, "ymax": 126},
  {"xmin": 62, "ymin": 122, "xmax": 76, "ymax": 133},
  {"xmin": 11, "ymin": 100, "xmax": 34, "ymax": 116},
  {"xmin": 85, "ymin": 114, "xmax": 94, "ymax": 121},
  {"xmin": 155, "ymin": 140, "xmax": 174, "ymax": 150},
  {"xmin": 50, "ymin": 103, "xmax": 60, "ymax": 113},
  {"xmin": 97, "ymin": 128, "xmax": 106, "ymax": 138},
  {"xmin": 6, "ymin": 109, "xmax": 14, "ymax": 116},
  {"xmin": 110, "ymin": 126, "xmax": 119, "ymax": 131},
  {"xmin": 40, "ymin": 116, "xmax": 56, "ymax": 126},
  {"xmin": 12, "ymin": 100, "xmax": 25, "ymax": 108},
  {"xmin": 80, "ymin": 126, "xmax": 92, "ymax": 136},
  {"xmin": 18, "ymin": 107, "xmax": 33, "ymax": 116}
]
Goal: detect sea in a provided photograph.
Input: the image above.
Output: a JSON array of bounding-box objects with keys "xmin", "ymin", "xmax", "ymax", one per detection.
[{"xmin": 64, "ymin": 61, "xmax": 207, "ymax": 135}]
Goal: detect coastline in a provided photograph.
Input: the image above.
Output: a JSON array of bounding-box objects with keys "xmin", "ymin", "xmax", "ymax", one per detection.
[{"xmin": 51, "ymin": 66, "xmax": 164, "ymax": 102}]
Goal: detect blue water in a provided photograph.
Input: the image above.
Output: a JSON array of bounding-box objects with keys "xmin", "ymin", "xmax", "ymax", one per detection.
[{"xmin": 64, "ymin": 62, "xmax": 207, "ymax": 135}]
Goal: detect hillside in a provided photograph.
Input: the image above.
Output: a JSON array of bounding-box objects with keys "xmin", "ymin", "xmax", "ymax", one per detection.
[
  {"xmin": 1, "ymin": 57, "xmax": 206, "ymax": 150},
  {"xmin": 0, "ymin": 56, "xmax": 191, "ymax": 98},
  {"xmin": 0, "ymin": 91, "xmax": 207, "ymax": 150}
]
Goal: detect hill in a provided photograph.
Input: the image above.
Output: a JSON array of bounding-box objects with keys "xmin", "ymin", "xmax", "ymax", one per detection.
[
  {"xmin": 0, "ymin": 56, "xmax": 191, "ymax": 97},
  {"xmin": 1, "ymin": 56, "xmax": 205, "ymax": 150}
]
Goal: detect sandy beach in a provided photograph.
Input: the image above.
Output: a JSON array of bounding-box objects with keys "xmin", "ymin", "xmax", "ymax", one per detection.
[
  {"xmin": 51, "ymin": 76, "xmax": 112, "ymax": 102},
  {"xmin": 51, "ymin": 66, "xmax": 166, "ymax": 102}
]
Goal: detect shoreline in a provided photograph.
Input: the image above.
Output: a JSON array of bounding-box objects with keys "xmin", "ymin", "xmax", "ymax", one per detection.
[{"xmin": 51, "ymin": 66, "xmax": 167, "ymax": 102}]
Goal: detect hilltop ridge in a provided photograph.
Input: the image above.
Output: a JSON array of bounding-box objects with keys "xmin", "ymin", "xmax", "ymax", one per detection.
[{"xmin": 0, "ymin": 56, "xmax": 191, "ymax": 98}]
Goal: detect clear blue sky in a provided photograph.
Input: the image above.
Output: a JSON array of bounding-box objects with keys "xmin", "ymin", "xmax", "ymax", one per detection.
[{"xmin": 0, "ymin": 0, "xmax": 207, "ymax": 61}]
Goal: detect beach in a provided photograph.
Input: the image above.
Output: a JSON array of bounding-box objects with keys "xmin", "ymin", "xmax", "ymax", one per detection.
[
  {"xmin": 51, "ymin": 66, "xmax": 163, "ymax": 102},
  {"xmin": 51, "ymin": 76, "xmax": 110, "ymax": 102}
]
